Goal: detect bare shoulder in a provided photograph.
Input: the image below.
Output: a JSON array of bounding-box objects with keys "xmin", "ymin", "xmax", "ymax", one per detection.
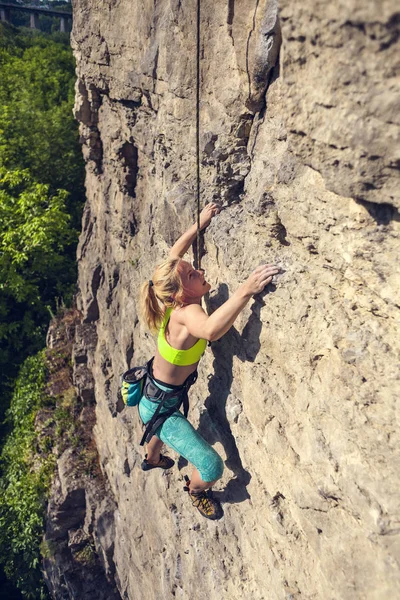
[
  {"xmin": 174, "ymin": 304, "xmax": 210, "ymax": 340},
  {"xmin": 175, "ymin": 304, "xmax": 208, "ymax": 326}
]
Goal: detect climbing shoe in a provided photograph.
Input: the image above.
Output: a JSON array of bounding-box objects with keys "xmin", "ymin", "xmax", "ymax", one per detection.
[
  {"xmin": 141, "ymin": 453, "xmax": 175, "ymax": 471},
  {"xmin": 183, "ymin": 476, "xmax": 223, "ymax": 520}
]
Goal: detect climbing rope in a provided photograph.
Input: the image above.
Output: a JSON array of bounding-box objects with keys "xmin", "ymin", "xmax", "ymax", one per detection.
[{"xmin": 195, "ymin": 0, "xmax": 201, "ymax": 269}]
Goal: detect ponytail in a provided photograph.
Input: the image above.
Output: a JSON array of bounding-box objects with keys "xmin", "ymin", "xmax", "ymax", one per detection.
[
  {"xmin": 139, "ymin": 257, "xmax": 184, "ymax": 333},
  {"xmin": 140, "ymin": 280, "xmax": 165, "ymax": 333}
]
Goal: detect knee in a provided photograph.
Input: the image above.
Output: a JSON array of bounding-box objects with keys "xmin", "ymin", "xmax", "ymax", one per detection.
[{"xmin": 205, "ymin": 451, "xmax": 224, "ymax": 482}]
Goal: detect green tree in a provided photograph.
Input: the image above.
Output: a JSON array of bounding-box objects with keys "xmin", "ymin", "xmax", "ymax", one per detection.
[
  {"xmin": 0, "ymin": 26, "xmax": 84, "ymax": 419},
  {"xmin": 0, "ymin": 168, "xmax": 78, "ymax": 416},
  {"xmin": 0, "ymin": 23, "xmax": 83, "ymax": 598},
  {"xmin": 0, "ymin": 26, "xmax": 85, "ymax": 226},
  {"xmin": 0, "ymin": 351, "xmax": 53, "ymax": 599}
]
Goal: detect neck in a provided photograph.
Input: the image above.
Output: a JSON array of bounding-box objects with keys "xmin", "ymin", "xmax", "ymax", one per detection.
[{"xmin": 178, "ymin": 297, "xmax": 202, "ymax": 307}]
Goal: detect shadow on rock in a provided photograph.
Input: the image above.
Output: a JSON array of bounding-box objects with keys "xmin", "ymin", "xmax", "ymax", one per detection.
[{"xmin": 197, "ymin": 283, "xmax": 274, "ymax": 505}]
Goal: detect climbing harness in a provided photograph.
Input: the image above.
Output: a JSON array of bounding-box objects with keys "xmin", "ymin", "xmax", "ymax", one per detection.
[{"xmin": 119, "ymin": 357, "xmax": 198, "ymax": 446}]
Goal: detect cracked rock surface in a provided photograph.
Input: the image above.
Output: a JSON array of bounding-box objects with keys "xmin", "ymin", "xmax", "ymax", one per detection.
[{"xmin": 52, "ymin": 1, "xmax": 400, "ymax": 598}]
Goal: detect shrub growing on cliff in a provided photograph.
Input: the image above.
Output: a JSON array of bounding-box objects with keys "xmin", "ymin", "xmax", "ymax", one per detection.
[{"xmin": 0, "ymin": 351, "xmax": 54, "ymax": 599}]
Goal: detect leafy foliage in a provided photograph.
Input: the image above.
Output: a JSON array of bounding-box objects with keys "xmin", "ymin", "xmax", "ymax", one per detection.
[
  {"xmin": 0, "ymin": 26, "xmax": 84, "ymax": 223},
  {"xmin": 0, "ymin": 308, "xmax": 99, "ymax": 598},
  {"xmin": 0, "ymin": 25, "xmax": 85, "ymax": 418},
  {"xmin": 0, "ymin": 351, "xmax": 54, "ymax": 599},
  {"xmin": 0, "ymin": 168, "xmax": 78, "ymax": 414},
  {"xmin": 0, "ymin": 23, "xmax": 85, "ymax": 597}
]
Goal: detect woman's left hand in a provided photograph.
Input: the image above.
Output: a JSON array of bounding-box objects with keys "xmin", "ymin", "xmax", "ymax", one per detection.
[{"xmin": 199, "ymin": 203, "xmax": 221, "ymax": 230}]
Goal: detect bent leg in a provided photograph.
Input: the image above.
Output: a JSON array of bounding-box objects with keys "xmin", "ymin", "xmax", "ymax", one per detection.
[
  {"xmin": 189, "ymin": 467, "xmax": 217, "ymax": 493},
  {"xmin": 156, "ymin": 412, "xmax": 224, "ymax": 483}
]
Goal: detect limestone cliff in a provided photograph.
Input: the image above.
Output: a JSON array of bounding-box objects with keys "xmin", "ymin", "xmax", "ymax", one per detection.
[{"xmin": 45, "ymin": 1, "xmax": 400, "ymax": 598}]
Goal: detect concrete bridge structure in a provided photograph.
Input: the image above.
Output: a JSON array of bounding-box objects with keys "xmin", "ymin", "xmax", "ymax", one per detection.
[{"xmin": 0, "ymin": 2, "xmax": 72, "ymax": 32}]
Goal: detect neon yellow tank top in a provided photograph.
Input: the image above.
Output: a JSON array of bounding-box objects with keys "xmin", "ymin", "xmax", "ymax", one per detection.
[{"xmin": 157, "ymin": 307, "xmax": 207, "ymax": 366}]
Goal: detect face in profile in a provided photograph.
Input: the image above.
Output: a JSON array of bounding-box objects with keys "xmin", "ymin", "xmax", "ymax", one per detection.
[{"xmin": 178, "ymin": 260, "xmax": 211, "ymax": 302}]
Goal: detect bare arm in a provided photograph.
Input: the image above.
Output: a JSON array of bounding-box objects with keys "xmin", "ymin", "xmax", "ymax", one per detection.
[
  {"xmin": 169, "ymin": 203, "xmax": 220, "ymax": 258},
  {"xmin": 181, "ymin": 285, "xmax": 252, "ymax": 341},
  {"xmin": 169, "ymin": 223, "xmax": 198, "ymax": 258},
  {"xmin": 181, "ymin": 264, "xmax": 280, "ymax": 341}
]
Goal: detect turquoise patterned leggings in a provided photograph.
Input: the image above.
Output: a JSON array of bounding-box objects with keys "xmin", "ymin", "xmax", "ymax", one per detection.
[{"xmin": 138, "ymin": 380, "xmax": 224, "ymax": 483}]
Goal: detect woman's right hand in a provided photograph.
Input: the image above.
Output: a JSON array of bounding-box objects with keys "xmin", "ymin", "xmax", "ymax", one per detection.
[{"xmin": 243, "ymin": 264, "xmax": 280, "ymax": 295}]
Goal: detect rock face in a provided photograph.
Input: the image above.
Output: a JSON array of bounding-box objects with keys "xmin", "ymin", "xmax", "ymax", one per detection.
[
  {"xmin": 60, "ymin": 1, "xmax": 399, "ymax": 598},
  {"xmin": 43, "ymin": 314, "xmax": 121, "ymax": 600}
]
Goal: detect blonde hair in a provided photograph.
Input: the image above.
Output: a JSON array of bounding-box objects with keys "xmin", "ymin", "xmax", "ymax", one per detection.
[{"xmin": 140, "ymin": 257, "xmax": 185, "ymax": 333}]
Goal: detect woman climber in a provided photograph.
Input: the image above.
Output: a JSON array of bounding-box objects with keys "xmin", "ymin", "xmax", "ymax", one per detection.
[{"xmin": 139, "ymin": 203, "xmax": 279, "ymax": 520}]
